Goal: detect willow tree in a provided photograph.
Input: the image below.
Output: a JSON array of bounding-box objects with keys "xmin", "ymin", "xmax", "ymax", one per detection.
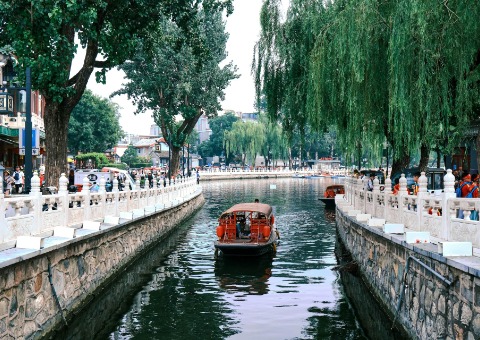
[
  {"xmin": 389, "ymin": 0, "xmax": 480, "ymax": 171},
  {"xmin": 0, "ymin": 0, "xmax": 232, "ymax": 186},
  {"xmin": 224, "ymin": 121, "xmax": 265, "ymax": 166},
  {"xmin": 113, "ymin": 8, "xmax": 237, "ymax": 176},
  {"xmin": 307, "ymin": 0, "xmax": 398, "ymax": 171},
  {"xmin": 254, "ymin": 0, "xmax": 328, "ymax": 150}
]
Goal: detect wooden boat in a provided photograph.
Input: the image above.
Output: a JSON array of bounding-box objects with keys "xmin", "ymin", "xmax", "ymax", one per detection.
[
  {"xmin": 214, "ymin": 203, "xmax": 279, "ymax": 257},
  {"xmin": 319, "ymin": 184, "xmax": 345, "ymax": 208}
]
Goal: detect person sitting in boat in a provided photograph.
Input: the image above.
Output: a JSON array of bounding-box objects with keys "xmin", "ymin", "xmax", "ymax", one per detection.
[
  {"xmin": 236, "ymin": 220, "xmax": 242, "ymax": 238},
  {"xmin": 324, "ymin": 188, "xmax": 335, "ymax": 198}
]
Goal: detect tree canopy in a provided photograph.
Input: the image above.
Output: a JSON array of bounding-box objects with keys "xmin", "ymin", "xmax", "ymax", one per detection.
[
  {"xmin": 68, "ymin": 90, "xmax": 124, "ymax": 155},
  {"xmin": 113, "ymin": 6, "xmax": 237, "ymax": 175},
  {"xmin": 198, "ymin": 112, "xmax": 239, "ymax": 160},
  {"xmin": 0, "ymin": 0, "xmax": 232, "ymax": 185},
  {"xmin": 255, "ymin": 0, "xmax": 480, "ymax": 174}
]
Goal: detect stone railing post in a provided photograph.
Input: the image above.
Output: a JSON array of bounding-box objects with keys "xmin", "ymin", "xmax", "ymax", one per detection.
[
  {"xmin": 135, "ymin": 177, "xmax": 141, "ymax": 210},
  {"xmin": 398, "ymin": 173, "xmax": 409, "ymax": 216},
  {"xmin": 98, "ymin": 174, "xmax": 107, "ymax": 218},
  {"xmin": 384, "ymin": 176, "xmax": 392, "ymax": 221},
  {"xmin": 82, "ymin": 176, "xmax": 92, "ymax": 221},
  {"xmin": 113, "ymin": 177, "xmax": 119, "ymax": 216},
  {"xmin": 442, "ymin": 169, "xmax": 456, "ymax": 240},
  {"xmin": 152, "ymin": 177, "xmax": 158, "ymax": 204},
  {"xmin": 29, "ymin": 171, "xmax": 42, "ymax": 234},
  {"xmin": 417, "ymin": 171, "xmax": 429, "ymax": 229},
  {"xmin": 373, "ymin": 176, "xmax": 380, "ymax": 217},
  {"xmin": 0, "ymin": 176, "xmax": 7, "ymax": 243},
  {"xmin": 355, "ymin": 178, "xmax": 363, "ymax": 210},
  {"xmin": 124, "ymin": 178, "xmax": 131, "ymax": 211},
  {"xmin": 58, "ymin": 173, "xmax": 69, "ymax": 226}
]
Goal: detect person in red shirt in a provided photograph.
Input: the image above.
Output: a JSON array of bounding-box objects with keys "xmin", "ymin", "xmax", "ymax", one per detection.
[
  {"xmin": 460, "ymin": 173, "xmax": 478, "ymax": 198},
  {"xmin": 392, "ymin": 178, "xmax": 400, "ymax": 195}
]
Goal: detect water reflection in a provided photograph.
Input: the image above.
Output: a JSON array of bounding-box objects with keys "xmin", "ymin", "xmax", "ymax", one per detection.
[
  {"xmin": 55, "ymin": 178, "xmax": 382, "ymax": 339},
  {"xmin": 214, "ymin": 255, "xmax": 273, "ymax": 296}
]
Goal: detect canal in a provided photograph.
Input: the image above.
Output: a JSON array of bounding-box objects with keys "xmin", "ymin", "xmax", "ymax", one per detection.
[{"xmin": 55, "ymin": 178, "xmax": 377, "ymax": 339}]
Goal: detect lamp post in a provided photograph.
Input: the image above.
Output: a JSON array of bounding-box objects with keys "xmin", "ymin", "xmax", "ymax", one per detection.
[
  {"xmin": 383, "ymin": 140, "xmax": 390, "ymax": 177},
  {"xmin": 24, "ymin": 67, "xmax": 32, "ymax": 193},
  {"xmin": 0, "ymin": 55, "xmax": 33, "ymax": 193}
]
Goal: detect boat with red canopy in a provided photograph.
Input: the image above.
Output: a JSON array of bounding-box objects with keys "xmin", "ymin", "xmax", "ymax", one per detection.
[
  {"xmin": 214, "ymin": 203, "xmax": 279, "ymax": 257},
  {"xmin": 319, "ymin": 184, "xmax": 345, "ymax": 208}
]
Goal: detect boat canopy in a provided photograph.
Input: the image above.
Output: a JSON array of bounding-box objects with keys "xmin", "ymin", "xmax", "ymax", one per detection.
[
  {"xmin": 325, "ymin": 185, "xmax": 344, "ymax": 190},
  {"xmin": 220, "ymin": 203, "xmax": 273, "ymax": 218}
]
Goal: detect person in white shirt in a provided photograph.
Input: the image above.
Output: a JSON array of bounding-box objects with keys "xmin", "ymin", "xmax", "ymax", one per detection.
[{"xmin": 13, "ymin": 166, "xmax": 24, "ymax": 194}]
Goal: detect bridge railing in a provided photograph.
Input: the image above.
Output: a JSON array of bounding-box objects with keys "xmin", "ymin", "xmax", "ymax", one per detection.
[
  {"xmin": 342, "ymin": 169, "xmax": 480, "ymax": 249},
  {"xmin": 0, "ymin": 172, "xmax": 200, "ymax": 245}
]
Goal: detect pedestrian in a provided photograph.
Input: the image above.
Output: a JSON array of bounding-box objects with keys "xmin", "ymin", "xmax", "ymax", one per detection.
[
  {"xmin": 392, "ymin": 178, "xmax": 400, "ymax": 195},
  {"xmin": 367, "ymin": 173, "xmax": 374, "ymax": 191},
  {"xmin": 13, "ymin": 166, "xmax": 24, "ymax": 194},
  {"xmin": 196, "ymin": 169, "xmax": 200, "ymax": 184},
  {"xmin": 147, "ymin": 171, "xmax": 153, "ymax": 188},
  {"xmin": 456, "ymin": 172, "xmax": 476, "ymax": 219},
  {"xmin": 410, "ymin": 172, "xmax": 421, "ymax": 195},
  {"xmin": 3, "ymin": 171, "xmax": 15, "ymax": 195}
]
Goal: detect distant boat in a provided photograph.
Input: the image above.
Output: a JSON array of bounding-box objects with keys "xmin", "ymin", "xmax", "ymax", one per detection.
[
  {"xmin": 214, "ymin": 203, "xmax": 279, "ymax": 257},
  {"xmin": 319, "ymin": 184, "xmax": 345, "ymax": 209}
]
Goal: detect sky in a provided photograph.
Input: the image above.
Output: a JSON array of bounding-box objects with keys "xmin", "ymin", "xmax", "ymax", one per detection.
[{"xmin": 74, "ymin": 0, "xmax": 265, "ymax": 136}]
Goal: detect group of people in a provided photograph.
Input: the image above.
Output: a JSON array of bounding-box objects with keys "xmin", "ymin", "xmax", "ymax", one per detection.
[{"xmin": 3, "ymin": 166, "xmax": 25, "ymax": 195}]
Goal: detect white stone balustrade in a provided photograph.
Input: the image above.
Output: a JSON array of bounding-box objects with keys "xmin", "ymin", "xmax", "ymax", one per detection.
[
  {"xmin": 343, "ymin": 169, "xmax": 480, "ymax": 251},
  {"xmin": 0, "ymin": 174, "xmax": 200, "ymax": 245}
]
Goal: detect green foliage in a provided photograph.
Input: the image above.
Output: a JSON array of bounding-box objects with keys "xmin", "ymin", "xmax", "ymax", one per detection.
[
  {"xmin": 224, "ymin": 120, "xmax": 266, "ymax": 165},
  {"xmin": 130, "ymin": 162, "xmax": 152, "ymax": 169},
  {"xmin": 121, "ymin": 145, "xmax": 139, "ymax": 167},
  {"xmin": 99, "ymin": 163, "xmax": 128, "ymax": 170},
  {"xmin": 112, "ymin": 6, "xmax": 237, "ymax": 174},
  {"xmin": 74, "ymin": 153, "xmax": 109, "ymax": 169},
  {"xmin": 68, "ymin": 90, "xmax": 124, "ymax": 154},
  {"xmin": 254, "ymin": 0, "xmax": 328, "ymax": 143},
  {"xmin": 0, "ymin": 0, "xmax": 232, "ymax": 185},
  {"xmin": 256, "ymin": 0, "xmax": 480, "ymax": 168},
  {"xmin": 198, "ymin": 112, "xmax": 239, "ymax": 159}
]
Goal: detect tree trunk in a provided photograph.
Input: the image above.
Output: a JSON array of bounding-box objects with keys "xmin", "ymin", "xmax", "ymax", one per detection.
[
  {"xmin": 391, "ymin": 151, "xmax": 410, "ymax": 178},
  {"xmin": 476, "ymin": 133, "xmax": 480, "ymax": 172},
  {"xmin": 169, "ymin": 145, "xmax": 181, "ymax": 178},
  {"xmin": 43, "ymin": 101, "xmax": 71, "ymax": 187},
  {"xmin": 418, "ymin": 143, "xmax": 430, "ymax": 172}
]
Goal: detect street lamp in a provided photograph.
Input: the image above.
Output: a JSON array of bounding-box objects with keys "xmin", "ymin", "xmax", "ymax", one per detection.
[
  {"xmin": 0, "ymin": 54, "xmax": 33, "ymax": 193},
  {"xmin": 383, "ymin": 140, "xmax": 390, "ymax": 177}
]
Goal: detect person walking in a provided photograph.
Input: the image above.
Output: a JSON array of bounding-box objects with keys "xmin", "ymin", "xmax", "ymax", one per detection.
[
  {"xmin": 13, "ymin": 166, "xmax": 24, "ymax": 194},
  {"xmin": 3, "ymin": 171, "xmax": 15, "ymax": 195}
]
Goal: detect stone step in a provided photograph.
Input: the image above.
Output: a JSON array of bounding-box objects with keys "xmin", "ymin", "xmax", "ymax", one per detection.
[
  {"xmin": 356, "ymin": 214, "xmax": 371, "ymax": 222},
  {"xmin": 53, "ymin": 227, "xmax": 78, "ymax": 239},
  {"xmin": 104, "ymin": 215, "xmax": 120, "ymax": 225},
  {"xmin": 16, "ymin": 236, "xmax": 44, "ymax": 250},
  {"xmin": 132, "ymin": 208, "xmax": 145, "ymax": 218},
  {"xmin": 145, "ymin": 206, "xmax": 156, "ymax": 214},
  {"xmin": 383, "ymin": 223, "xmax": 405, "ymax": 234},
  {"xmin": 83, "ymin": 221, "xmax": 101, "ymax": 231},
  {"xmin": 438, "ymin": 242, "xmax": 472, "ymax": 256},
  {"xmin": 405, "ymin": 231, "xmax": 430, "ymax": 244},
  {"xmin": 368, "ymin": 218, "xmax": 386, "ymax": 227},
  {"xmin": 347, "ymin": 209, "xmax": 362, "ymax": 217}
]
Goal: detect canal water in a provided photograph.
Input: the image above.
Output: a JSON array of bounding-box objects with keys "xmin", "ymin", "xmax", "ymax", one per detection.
[{"xmin": 56, "ymin": 178, "xmax": 373, "ymax": 340}]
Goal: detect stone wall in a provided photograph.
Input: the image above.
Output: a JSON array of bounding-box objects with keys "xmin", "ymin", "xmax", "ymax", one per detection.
[
  {"xmin": 0, "ymin": 193, "xmax": 204, "ymax": 339},
  {"xmin": 336, "ymin": 208, "xmax": 480, "ymax": 340}
]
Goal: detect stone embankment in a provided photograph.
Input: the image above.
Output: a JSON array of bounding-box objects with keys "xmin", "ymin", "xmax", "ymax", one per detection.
[
  {"xmin": 0, "ymin": 177, "xmax": 203, "ymax": 339},
  {"xmin": 336, "ymin": 171, "xmax": 480, "ymax": 339}
]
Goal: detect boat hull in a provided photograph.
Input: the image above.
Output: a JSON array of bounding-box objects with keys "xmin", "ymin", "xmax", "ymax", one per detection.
[
  {"xmin": 319, "ymin": 198, "xmax": 336, "ymax": 209},
  {"xmin": 215, "ymin": 230, "xmax": 278, "ymax": 257}
]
